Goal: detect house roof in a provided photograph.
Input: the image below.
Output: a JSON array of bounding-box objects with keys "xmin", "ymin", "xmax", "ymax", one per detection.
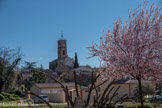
[
  {"xmin": 34, "ymin": 83, "xmax": 76, "ymax": 89},
  {"xmin": 21, "ymin": 73, "xmax": 32, "ymax": 80},
  {"xmin": 114, "ymin": 78, "xmax": 152, "ymax": 84},
  {"xmin": 125, "ymin": 80, "xmax": 152, "ymax": 84},
  {"xmin": 70, "ymin": 65, "xmax": 92, "ymax": 73}
]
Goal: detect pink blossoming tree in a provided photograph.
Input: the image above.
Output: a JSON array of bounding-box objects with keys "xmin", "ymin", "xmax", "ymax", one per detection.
[{"xmin": 88, "ymin": 2, "xmax": 162, "ymax": 107}]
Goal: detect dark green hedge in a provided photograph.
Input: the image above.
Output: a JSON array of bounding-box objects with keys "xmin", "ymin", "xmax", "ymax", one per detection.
[{"xmin": 0, "ymin": 92, "xmax": 20, "ymax": 101}]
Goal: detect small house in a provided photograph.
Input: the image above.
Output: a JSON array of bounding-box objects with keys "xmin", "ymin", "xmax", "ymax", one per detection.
[{"xmin": 30, "ymin": 83, "xmax": 80, "ymax": 103}]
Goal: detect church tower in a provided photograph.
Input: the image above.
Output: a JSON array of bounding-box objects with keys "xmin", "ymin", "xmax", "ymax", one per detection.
[
  {"xmin": 57, "ymin": 34, "xmax": 67, "ymax": 58},
  {"xmin": 49, "ymin": 34, "xmax": 74, "ymax": 73}
]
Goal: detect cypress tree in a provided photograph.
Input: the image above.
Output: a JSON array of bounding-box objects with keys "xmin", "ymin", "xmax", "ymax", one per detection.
[{"xmin": 74, "ymin": 52, "xmax": 79, "ymax": 68}]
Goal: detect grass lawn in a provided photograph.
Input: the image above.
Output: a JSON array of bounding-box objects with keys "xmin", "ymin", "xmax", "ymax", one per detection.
[
  {"xmin": 0, "ymin": 101, "xmax": 162, "ymax": 108},
  {"xmin": 123, "ymin": 102, "xmax": 162, "ymax": 108},
  {"xmin": 0, "ymin": 101, "xmax": 67, "ymax": 108},
  {"xmin": 0, "ymin": 104, "xmax": 67, "ymax": 108}
]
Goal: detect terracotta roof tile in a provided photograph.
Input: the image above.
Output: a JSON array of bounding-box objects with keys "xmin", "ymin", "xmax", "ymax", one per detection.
[
  {"xmin": 114, "ymin": 78, "xmax": 152, "ymax": 84},
  {"xmin": 34, "ymin": 83, "xmax": 76, "ymax": 88}
]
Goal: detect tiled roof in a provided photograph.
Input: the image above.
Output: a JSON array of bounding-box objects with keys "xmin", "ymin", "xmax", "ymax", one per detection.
[
  {"xmin": 125, "ymin": 80, "xmax": 152, "ymax": 84},
  {"xmin": 21, "ymin": 73, "xmax": 32, "ymax": 80},
  {"xmin": 34, "ymin": 83, "xmax": 76, "ymax": 88},
  {"xmin": 114, "ymin": 78, "xmax": 152, "ymax": 84},
  {"xmin": 50, "ymin": 57, "xmax": 73, "ymax": 63}
]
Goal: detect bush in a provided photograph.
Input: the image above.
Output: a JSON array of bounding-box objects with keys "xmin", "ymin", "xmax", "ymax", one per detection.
[
  {"xmin": 133, "ymin": 83, "xmax": 155, "ymax": 102},
  {"xmin": 0, "ymin": 92, "xmax": 20, "ymax": 101},
  {"xmin": 0, "ymin": 93, "xmax": 5, "ymax": 100}
]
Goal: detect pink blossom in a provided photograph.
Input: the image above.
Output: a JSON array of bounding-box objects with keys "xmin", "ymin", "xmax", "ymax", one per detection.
[{"xmin": 88, "ymin": 2, "xmax": 162, "ymax": 82}]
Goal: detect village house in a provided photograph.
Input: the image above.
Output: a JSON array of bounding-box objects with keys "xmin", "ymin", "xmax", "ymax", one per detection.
[
  {"xmin": 80, "ymin": 73, "xmax": 155, "ymax": 103},
  {"xmin": 112, "ymin": 78, "xmax": 155, "ymax": 101},
  {"xmin": 30, "ymin": 83, "xmax": 81, "ymax": 103}
]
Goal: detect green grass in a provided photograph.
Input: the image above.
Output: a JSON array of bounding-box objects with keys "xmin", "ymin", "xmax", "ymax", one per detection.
[
  {"xmin": 0, "ymin": 104, "xmax": 67, "ymax": 108},
  {"xmin": 123, "ymin": 102, "xmax": 162, "ymax": 108},
  {"xmin": 0, "ymin": 101, "xmax": 67, "ymax": 108},
  {"xmin": 0, "ymin": 101, "xmax": 161, "ymax": 108},
  {"xmin": 0, "ymin": 106, "xmax": 34, "ymax": 108}
]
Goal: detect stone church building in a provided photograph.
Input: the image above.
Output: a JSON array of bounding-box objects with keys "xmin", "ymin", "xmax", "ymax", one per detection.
[{"xmin": 49, "ymin": 34, "xmax": 74, "ymax": 75}]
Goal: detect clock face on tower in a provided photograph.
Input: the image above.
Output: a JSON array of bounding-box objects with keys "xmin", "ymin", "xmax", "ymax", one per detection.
[{"xmin": 62, "ymin": 44, "xmax": 65, "ymax": 47}]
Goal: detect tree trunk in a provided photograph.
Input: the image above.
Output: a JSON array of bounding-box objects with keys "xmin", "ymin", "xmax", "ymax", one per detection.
[
  {"xmin": 74, "ymin": 71, "xmax": 80, "ymax": 97},
  {"xmin": 138, "ymin": 78, "xmax": 143, "ymax": 108}
]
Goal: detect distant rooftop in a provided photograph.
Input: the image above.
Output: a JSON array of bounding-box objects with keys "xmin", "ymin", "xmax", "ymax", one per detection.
[
  {"xmin": 34, "ymin": 83, "xmax": 76, "ymax": 88},
  {"xmin": 114, "ymin": 78, "xmax": 153, "ymax": 84}
]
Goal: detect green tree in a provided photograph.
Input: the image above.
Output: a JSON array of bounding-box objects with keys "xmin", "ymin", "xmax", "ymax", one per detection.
[
  {"xmin": 22, "ymin": 61, "xmax": 37, "ymax": 73},
  {"xmin": 0, "ymin": 47, "xmax": 21, "ymax": 92},
  {"xmin": 58, "ymin": 72, "xmax": 70, "ymax": 82},
  {"xmin": 21, "ymin": 62, "xmax": 47, "ymax": 90},
  {"xmin": 133, "ymin": 83, "xmax": 155, "ymax": 102},
  {"xmin": 74, "ymin": 52, "xmax": 79, "ymax": 68},
  {"xmin": 20, "ymin": 61, "xmax": 37, "ymax": 91},
  {"xmin": 32, "ymin": 65, "xmax": 46, "ymax": 83}
]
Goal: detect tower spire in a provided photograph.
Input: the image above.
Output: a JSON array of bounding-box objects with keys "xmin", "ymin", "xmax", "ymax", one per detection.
[
  {"xmin": 61, "ymin": 30, "xmax": 63, "ymax": 38},
  {"xmin": 61, "ymin": 33, "xmax": 63, "ymax": 38}
]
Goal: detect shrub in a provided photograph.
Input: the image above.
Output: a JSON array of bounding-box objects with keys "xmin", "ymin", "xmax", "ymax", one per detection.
[
  {"xmin": 0, "ymin": 92, "xmax": 20, "ymax": 101},
  {"xmin": 133, "ymin": 83, "xmax": 155, "ymax": 102},
  {"xmin": 0, "ymin": 93, "xmax": 5, "ymax": 100}
]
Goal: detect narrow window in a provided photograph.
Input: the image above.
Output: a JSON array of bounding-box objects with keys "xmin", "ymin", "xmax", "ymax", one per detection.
[{"xmin": 63, "ymin": 50, "xmax": 65, "ymax": 55}]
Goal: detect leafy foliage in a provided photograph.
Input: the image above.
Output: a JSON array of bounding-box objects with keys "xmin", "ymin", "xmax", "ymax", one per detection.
[
  {"xmin": 0, "ymin": 47, "xmax": 21, "ymax": 92},
  {"xmin": 13, "ymin": 84, "xmax": 25, "ymax": 97},
  {"xmin": 0, "ymin": 92, "xmax": 20, "ymax": 101},
  {"xmin": 133, "ymin": 83, "xmax": 155, "ymax": 101},
  {"xmin": 21, "ymin": 61, "xmax": 37, "ymax": 73},
  {"xmin": 74, "ymin": 52, "xmax": 79, "ymax": 68},
  {"xmin": 21, "ymin": 63, "xmax": 47, "ymax": 90},
  {"xmin": 32, "ymin": 65, "xmax": 46, "ymax": 83},
  {"xmin": 58, "ymin": 72, "xmax": 70, "ymax": 82}
]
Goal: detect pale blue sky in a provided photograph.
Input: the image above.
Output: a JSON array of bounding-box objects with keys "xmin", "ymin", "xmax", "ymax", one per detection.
[{"xmin": 0, "ymin": 0, "xmax": 160, "ymax": 69}]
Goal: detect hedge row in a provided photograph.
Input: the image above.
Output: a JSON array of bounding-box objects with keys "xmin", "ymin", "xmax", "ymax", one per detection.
[{"xmin": 0, "ymin": 92, "xmax": 20, "ymax": 101}]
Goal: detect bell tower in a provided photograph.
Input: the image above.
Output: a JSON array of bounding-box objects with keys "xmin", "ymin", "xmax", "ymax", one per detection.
[{"xmin": 58, "ymin": 34, "xmax": 67, "ymax": 59}]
